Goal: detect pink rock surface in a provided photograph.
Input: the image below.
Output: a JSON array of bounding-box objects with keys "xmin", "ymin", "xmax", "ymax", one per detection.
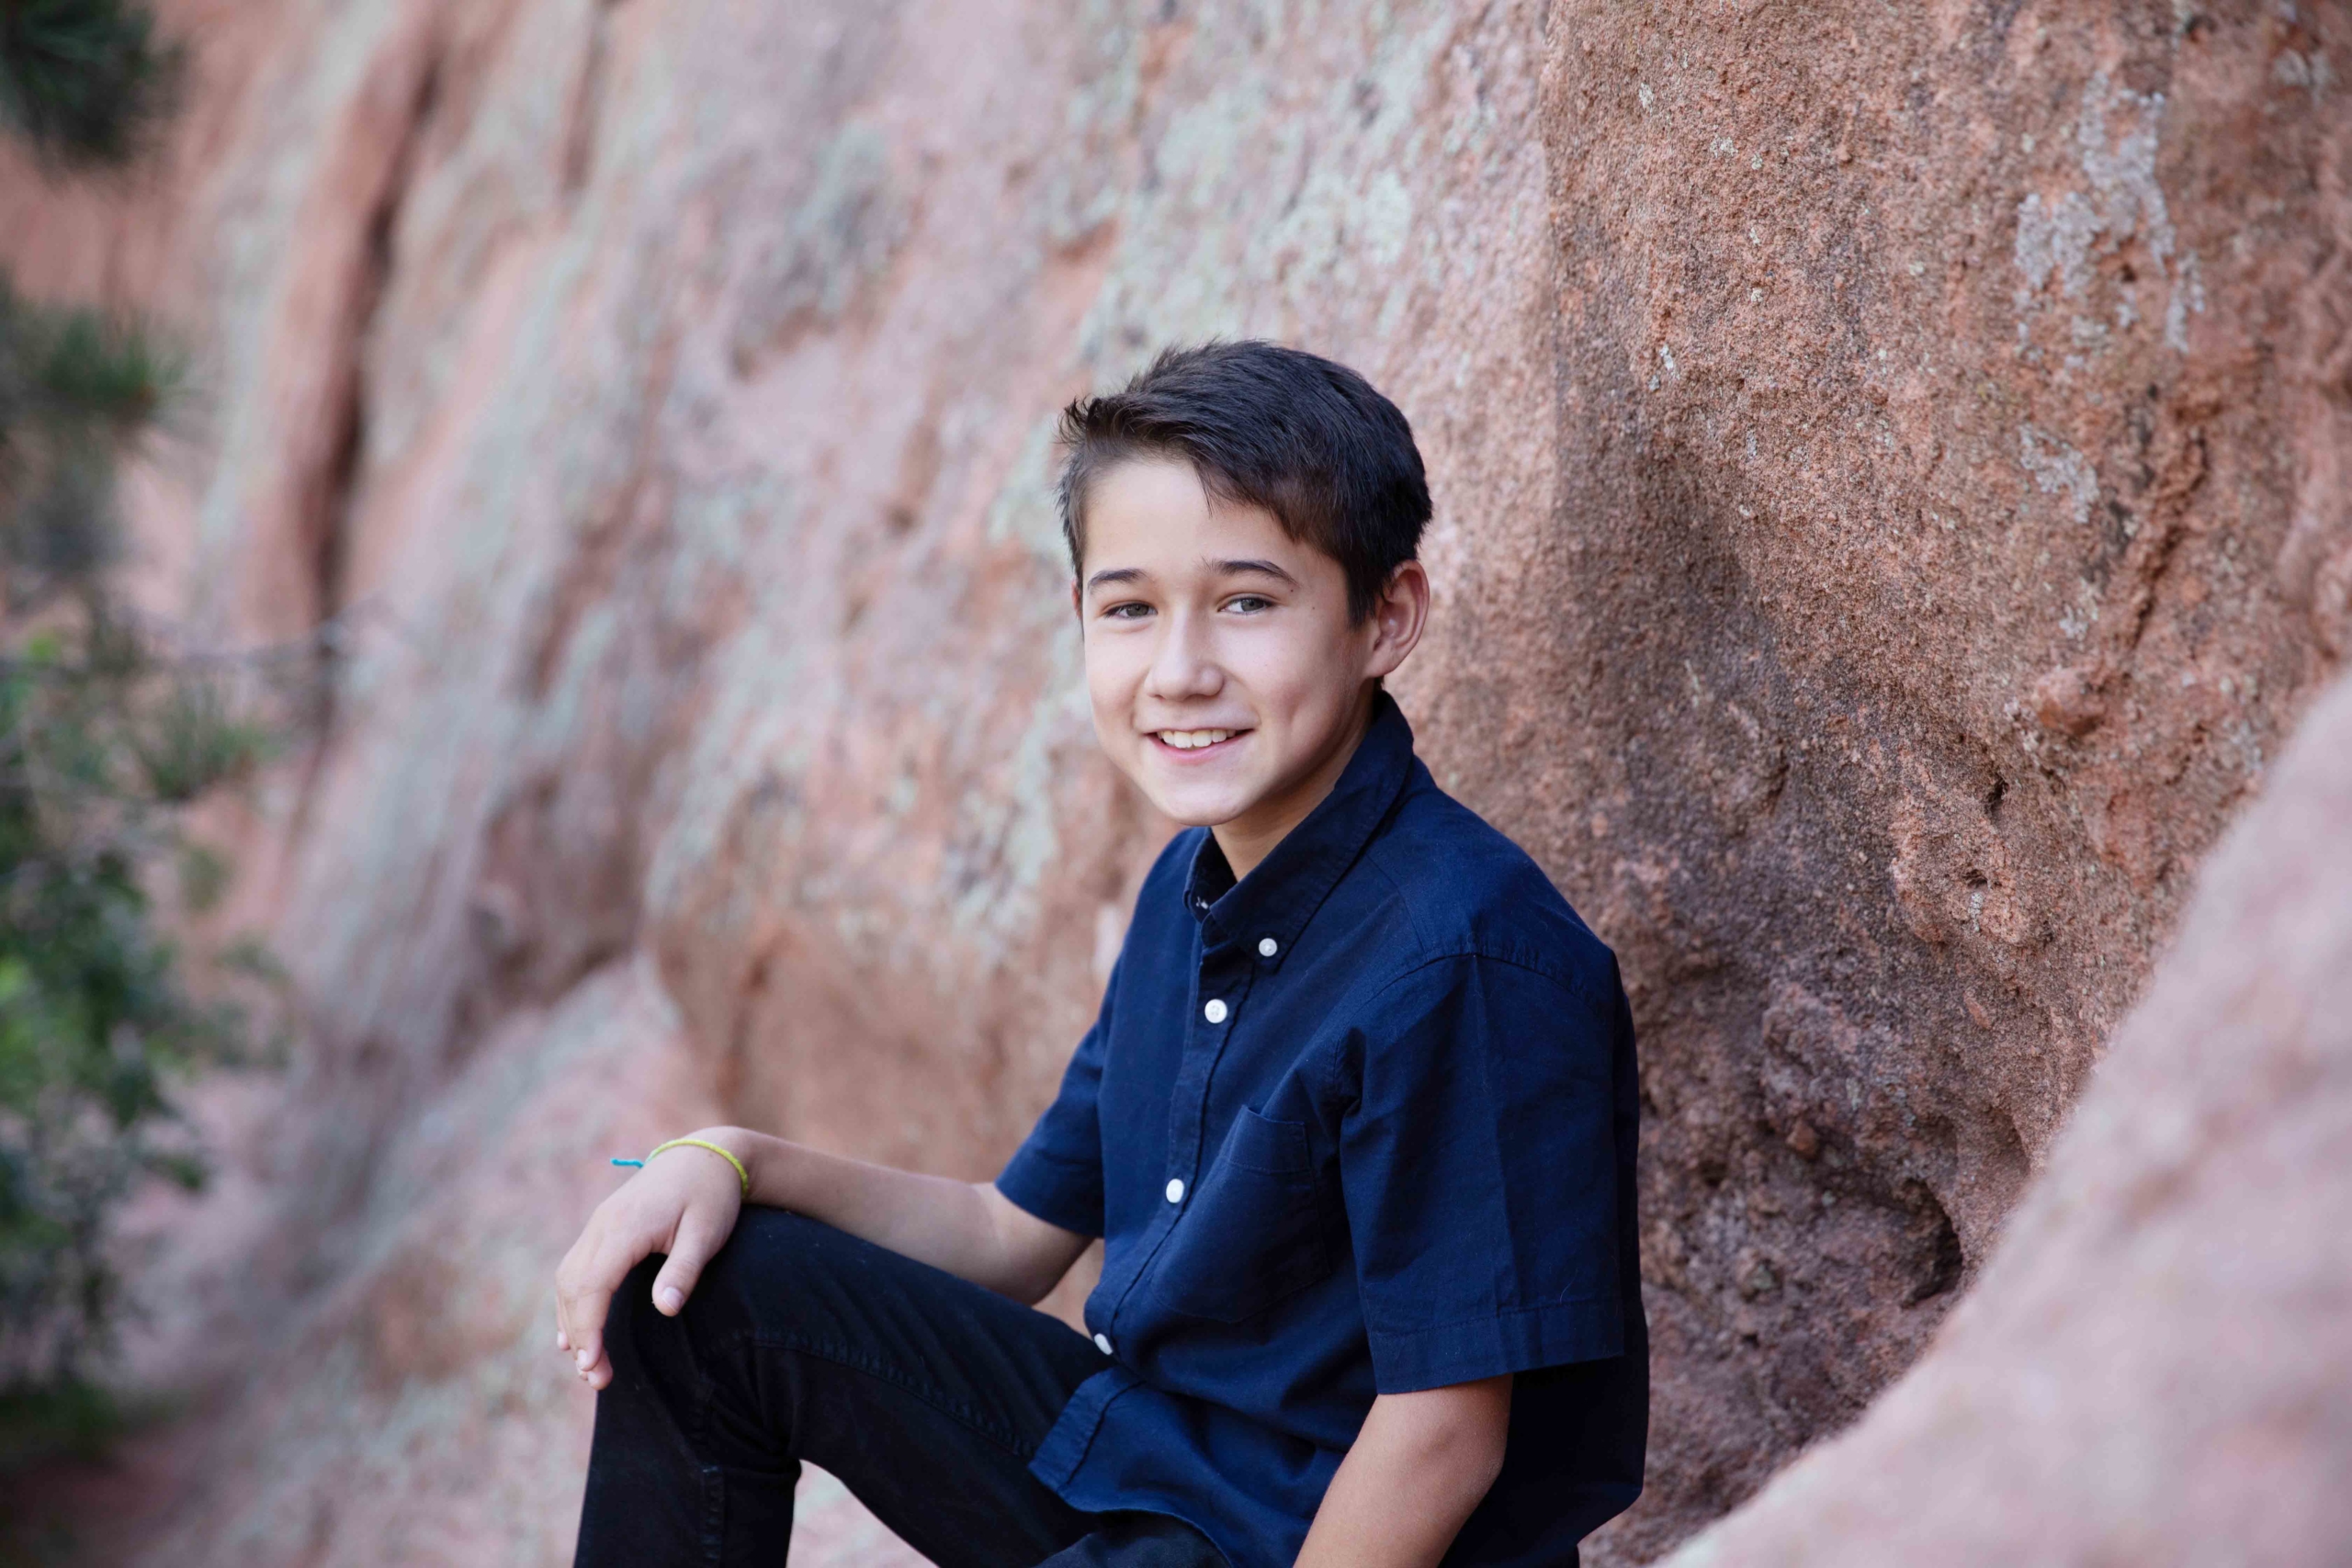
[{"xmin": 0, "ymin": 1, "xmax": 2345, "ymax": 1562}]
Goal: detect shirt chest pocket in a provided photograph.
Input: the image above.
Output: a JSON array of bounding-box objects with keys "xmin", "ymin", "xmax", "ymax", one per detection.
[{"xmin": 1148, "ymin": 1106, "xmax": 1335, "ymax": 1323}]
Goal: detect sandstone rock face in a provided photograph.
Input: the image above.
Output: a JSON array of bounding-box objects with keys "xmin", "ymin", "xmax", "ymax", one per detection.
[{"xmin": 1, "ymin": 1, "xmax": 2344, "ymax": 1562}]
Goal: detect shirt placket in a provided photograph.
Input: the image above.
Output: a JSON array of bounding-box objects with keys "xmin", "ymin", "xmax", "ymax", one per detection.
[{"xmin": 1097, "ymin": 929, "xmax": 1254, "ymax": 1348}]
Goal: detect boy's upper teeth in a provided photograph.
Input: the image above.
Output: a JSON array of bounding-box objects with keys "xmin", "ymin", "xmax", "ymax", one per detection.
[{"xmin": 1159, "ymin": 729, "xmax": 1234, "ymax": 750}]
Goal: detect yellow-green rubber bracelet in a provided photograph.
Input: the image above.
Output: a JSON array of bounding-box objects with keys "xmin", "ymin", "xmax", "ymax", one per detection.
[{"xmin": 648, "ymin": 1137, "xmax": 752, "ymax": 1198}]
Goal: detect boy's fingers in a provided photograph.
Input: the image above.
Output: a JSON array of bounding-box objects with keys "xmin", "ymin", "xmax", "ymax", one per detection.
[
  {"xmin": 559, "ymin": 1244, "xmax": 631, "ymax": 1375},
  {"xmin": 552, "ymin": 1221, "xmax": 603, "ymax": 1360},
  {"xmin": 650, "ymin": 1208, "xmax": 730, "ymax": 1316}
]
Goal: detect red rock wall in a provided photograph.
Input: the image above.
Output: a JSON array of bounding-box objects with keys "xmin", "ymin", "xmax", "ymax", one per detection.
[
  {"xmin": 2, "ymin": 1, "xmax": 2344, "ymax": 1562},
  {"xmin": 1514, "ymin": 5, "xmax": 2352, "ymax": 1550}
]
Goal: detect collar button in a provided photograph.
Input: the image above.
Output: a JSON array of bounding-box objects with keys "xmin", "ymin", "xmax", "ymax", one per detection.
[{"xmin": 1258, "ymin": 936, "xmax": 1279, "ymax": 958}]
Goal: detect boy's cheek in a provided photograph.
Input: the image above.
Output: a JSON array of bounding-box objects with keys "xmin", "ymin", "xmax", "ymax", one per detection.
[
  {"xmin": 1082, "ymin": 674, "xmax": 1146, "ymax": 778},
  {"xmin": 1082, "ymin": 640, "xmax": 1149, "ymax": 729}
]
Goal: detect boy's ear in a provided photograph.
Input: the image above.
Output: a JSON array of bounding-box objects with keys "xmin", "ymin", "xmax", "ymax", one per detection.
[
  {"xmin": 1365, "ymin": 559, "xmax": 1430, "ymax": 680},
  {"xmin": 1070, "ymin": 578, "xmax": 1082, "ymax": 617}
]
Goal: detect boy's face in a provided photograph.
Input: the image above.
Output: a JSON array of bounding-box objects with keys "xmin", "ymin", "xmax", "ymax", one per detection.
[{"xmin": 1074, "ymin": 457, "xmax": 1425, "ymax": 860}]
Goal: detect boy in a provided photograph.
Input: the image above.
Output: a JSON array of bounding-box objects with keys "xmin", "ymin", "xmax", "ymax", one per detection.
[{"xmin": 555, "ymin": 342, "xmax": 1646, "ymax": 1567}]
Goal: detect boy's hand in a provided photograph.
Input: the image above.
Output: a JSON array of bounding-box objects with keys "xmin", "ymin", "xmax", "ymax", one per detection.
[{"xmin": 554, "ymin": 1131, "xmax": 747, "ymax": 1391}]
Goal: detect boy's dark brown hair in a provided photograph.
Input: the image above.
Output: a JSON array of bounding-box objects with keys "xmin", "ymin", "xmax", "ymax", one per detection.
[{"xmin": 1056, "ymin": 341, "xmax": 1431, "ymax": 623}]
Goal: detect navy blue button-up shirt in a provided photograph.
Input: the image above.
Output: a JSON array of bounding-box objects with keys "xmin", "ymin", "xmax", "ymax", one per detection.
[{"xmin": 997, "ymin": 694, "xmax": 1646, "ymax": 1568}]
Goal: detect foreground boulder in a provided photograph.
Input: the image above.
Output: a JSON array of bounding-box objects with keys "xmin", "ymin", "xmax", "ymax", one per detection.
[{"xmin": 1666, "ymin": 668, "xmax": 2352, "ymax": 1565}]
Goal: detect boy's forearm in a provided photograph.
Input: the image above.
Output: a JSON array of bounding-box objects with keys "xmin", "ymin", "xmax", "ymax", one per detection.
[
  {"xmin": 1295, "ymin": 1378, "xmax": 1512, "ymax": 1568},
  {"xmin": 700, "ymin": 1126, "xmax": 1075, "ymax": 1301}
]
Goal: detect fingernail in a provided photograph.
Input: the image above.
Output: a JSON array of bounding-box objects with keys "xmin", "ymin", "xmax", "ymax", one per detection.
[
  {"xmin": 555, "ymin": 1332, "xmax": 569, "ymax": 1351},
  {"xmin": 575, "ymin": 1349, "xmax": 591, "ymax": 1370},
  {"xmin": 657, "ymin": 1286, "xmax": 684, "ymax": 1314}
]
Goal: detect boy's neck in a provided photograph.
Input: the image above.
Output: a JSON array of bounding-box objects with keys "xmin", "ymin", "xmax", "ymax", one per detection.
[{"xmin": 1208, "ymin": 685, "xmax": 1380, "ymax": 885}]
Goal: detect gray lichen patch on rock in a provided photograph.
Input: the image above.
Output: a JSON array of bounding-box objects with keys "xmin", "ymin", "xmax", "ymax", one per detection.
[{"xmin": 727, "ymin": 124, "xmax": 910, "ymax": 372}]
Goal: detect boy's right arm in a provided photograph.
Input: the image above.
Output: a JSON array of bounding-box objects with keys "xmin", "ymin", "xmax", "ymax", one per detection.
[{"xmin": 553, "ymin": 1126, "xmax": 1091, "ymax": 1391}]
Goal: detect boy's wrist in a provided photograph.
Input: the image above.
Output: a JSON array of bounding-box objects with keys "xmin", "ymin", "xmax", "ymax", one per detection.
[
  {"xmin": 656, "ymin": 1126, "xmax": 754, "ymax": 1195},
  {"xmin": 691, "ymin": 1125, "xmax": 797, "ymax": 1205}
]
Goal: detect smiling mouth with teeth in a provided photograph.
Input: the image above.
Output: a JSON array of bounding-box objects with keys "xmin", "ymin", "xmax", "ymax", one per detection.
[{"xmin": 1154, "ymin": 728, "xmax": 1243, "ymax": 750}]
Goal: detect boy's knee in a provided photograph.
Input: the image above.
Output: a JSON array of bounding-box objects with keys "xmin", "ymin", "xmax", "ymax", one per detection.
[
  {"xmin": 705, "ymin": 1206, "xmax": 840, "ymax": 1290},
  {"xmin": 661, "ymin": 1207, "xmax": 854, "ymax": 1330},
  {"xmin": 600, "ymin": 1210, "xmax": 875, "ymax": 1384},
  {"xmin": 601, "ymin": 1254, "xmax": 670, "ymax": 1357}
]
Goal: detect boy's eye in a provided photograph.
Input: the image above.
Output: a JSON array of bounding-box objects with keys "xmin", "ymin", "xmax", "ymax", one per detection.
[
  {"xmin": 1222, "ymin": 595, "xmax": 1273, "ymax": 614},
  {"xmin": 1102, "ymin": 601, "xmax": 1154, "ymax": 620}
]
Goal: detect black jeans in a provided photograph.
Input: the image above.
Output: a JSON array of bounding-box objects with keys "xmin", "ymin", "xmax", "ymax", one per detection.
[{"xmin": 573, "ymin": 1207, "xmax": 1226, "ymax": 1568}]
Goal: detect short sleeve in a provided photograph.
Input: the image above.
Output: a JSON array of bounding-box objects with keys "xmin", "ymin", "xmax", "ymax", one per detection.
[
  {"xmin": 995, "ymin": 965, "xmax": 1116, "ymax": 1236},
  {"xmin": 1340, "ymin": 954, "xmax": 1625, "ymax": 1393}
]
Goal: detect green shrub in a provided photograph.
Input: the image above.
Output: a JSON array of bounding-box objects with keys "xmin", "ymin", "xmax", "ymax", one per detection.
[
  {"xmin": 0, "ymin": 2, "xmax": 286, "ymax": 1449},
  {"xmin": 0, "ymin": 610, "xmax": 271, "ymax": 1389},
  {"xmin": 0, "ymin": 0, "xmax": 183, "ymax": 173}
]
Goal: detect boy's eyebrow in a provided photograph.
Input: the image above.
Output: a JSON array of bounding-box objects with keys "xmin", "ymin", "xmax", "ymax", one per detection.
[
  {"xmin": 1082, "ymin": 559, "xmax": 1300, "ymax": 592},
  {"xmin": 1210, "ymin": 558, "xmax": 1301, "ymax": 586}
]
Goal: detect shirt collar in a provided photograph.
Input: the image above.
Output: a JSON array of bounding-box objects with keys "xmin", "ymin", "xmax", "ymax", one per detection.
[{"xmin": 1182, "ymin": 689, "xmax": 1418, "ymax": 964}]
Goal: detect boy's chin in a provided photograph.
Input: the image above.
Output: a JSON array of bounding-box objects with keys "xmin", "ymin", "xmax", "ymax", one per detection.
[
  {"xmin": 1127, "ymin": 773, "xmax": 1262, "ymax": 831},
  {"xmin": 1145, "ymin": 795, "xmax": 1253, "ymax": 831}
]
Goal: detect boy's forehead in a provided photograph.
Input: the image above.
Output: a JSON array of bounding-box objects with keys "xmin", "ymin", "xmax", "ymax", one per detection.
[
  {"xmin": 1087, "ymin": 454, "xmax": 1219, "ymax": 525},
  {"xmin": 1082, "ymin": 457, "xmax": 1293, "ymax": 564}
]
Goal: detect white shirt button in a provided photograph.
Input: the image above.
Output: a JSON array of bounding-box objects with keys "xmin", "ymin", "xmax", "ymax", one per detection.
[
  {"xmin": 1093, "ymin": 1332, "xmax": 1114, "ymax": 1356},
  {"xmin": 1203, "ymin": 998, "xmax": 1228, "ymax": 1023},
  {"xmin": 1165, "ymin": 1178, "xmax": 1186, "ymax": 1203},
  {"xmin": 1258, "ymin": 936, "xmax": 1279, "ymax": 957}
]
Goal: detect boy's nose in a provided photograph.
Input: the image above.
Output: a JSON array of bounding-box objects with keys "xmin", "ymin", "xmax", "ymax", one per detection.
[{"xmin": 1143, "ymin": 615, "xmax": 1224, "ymax": 700}]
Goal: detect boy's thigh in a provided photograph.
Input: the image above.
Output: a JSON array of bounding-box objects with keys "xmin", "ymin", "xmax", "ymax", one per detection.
[
  {"xmin": 647, "ymin": 1207, "xmax": 1114, "ymax": 1565},
  {"xmin": 605, "ymin": 1211, "xmax": 1230, "ymax": 1568},
  {"xmin": 681, "ymin": 1205, "xmax": 1105, "ymax": 1450}
]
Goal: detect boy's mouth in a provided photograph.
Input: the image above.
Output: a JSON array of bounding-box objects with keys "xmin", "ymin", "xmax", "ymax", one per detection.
[{"xmin": 1151, "ymin": 728, "xmax": 1247, "ymax": 753}]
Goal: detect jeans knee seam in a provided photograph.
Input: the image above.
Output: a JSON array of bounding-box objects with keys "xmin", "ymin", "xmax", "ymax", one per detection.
[
  {"xmin": 741, "ymin": 1330, "xmax": 1041, "ymax": 1459},
  {"xmin": 697, "ymin": 1462, "xmax": 725, "ymax": 1566},
  {"xmin": 684, "ymin": 1362, "xmax": 727, "ymax": 1563}
]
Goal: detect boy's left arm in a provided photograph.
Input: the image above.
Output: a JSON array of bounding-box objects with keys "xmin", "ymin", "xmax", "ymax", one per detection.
[{"xmin": 1295, "ymin": 1375, "xmax": 1513, "ymax": 1568}]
